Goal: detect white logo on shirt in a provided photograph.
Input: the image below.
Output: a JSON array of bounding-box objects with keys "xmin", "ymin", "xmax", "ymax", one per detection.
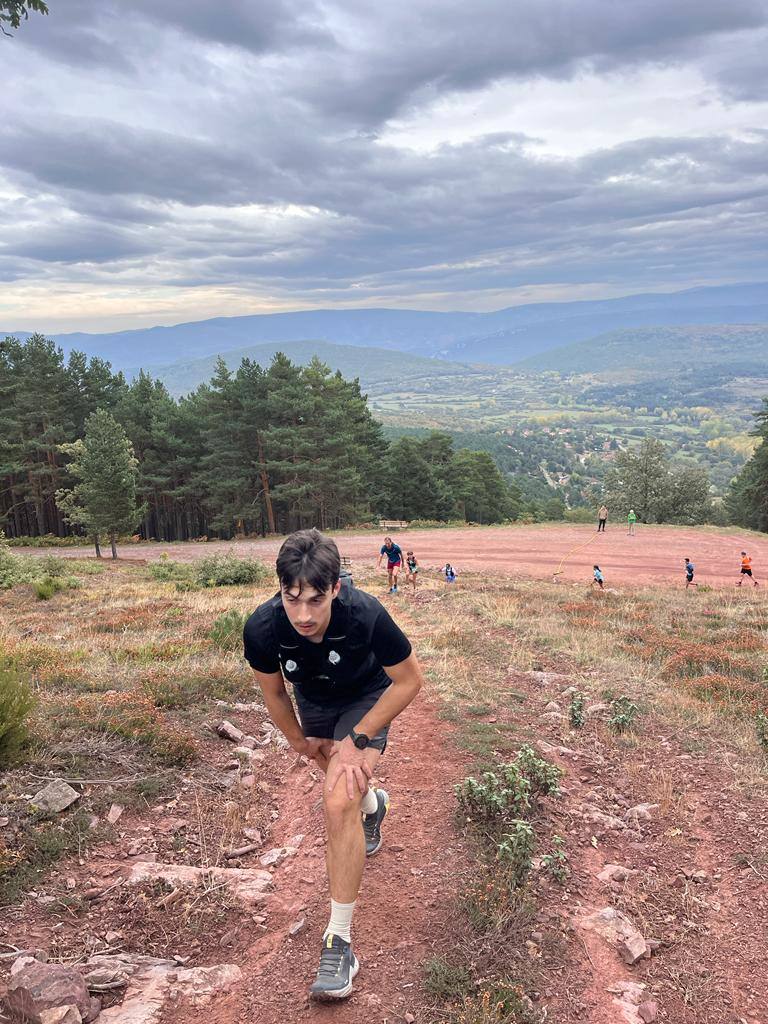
[
  {"xmin": 285, "ymin": 659, "xmax": 298, "ymax": 672},
  {"xmin": 328, "ymin": 650, "xmax": 340, "ymax": 665}
]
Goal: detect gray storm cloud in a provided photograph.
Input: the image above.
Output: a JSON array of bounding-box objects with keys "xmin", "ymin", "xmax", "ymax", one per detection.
[{"xmin": 2, "ymin": 0, "xmax": 767, "ymax": 320}]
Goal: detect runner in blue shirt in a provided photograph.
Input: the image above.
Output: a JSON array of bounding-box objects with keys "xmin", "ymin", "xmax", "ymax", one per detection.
[
  {"xmin": 684, "ymin": 558, "xmax": 698, "ymax": 589},
  {"xmin": 376, "ymin": 536, "xmax": 403, "ymax": 593}
]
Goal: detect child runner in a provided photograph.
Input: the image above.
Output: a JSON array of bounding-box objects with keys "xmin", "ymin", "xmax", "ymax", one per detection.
[
  {"xmin": 376, "ymin": 536, "xmax": 403, "ymax": 593},
  {"xmin": 597, "ymin": 505, "xmax": 608, "ymax": 532},
  {"xmin": 405, "ymin": 550, "xmax": 419, "ymax": 593},
  {"xmin": 243, "ymin": 529, "xmax": 424, "ymax": 999},
  {"xmin": 737, "ymin": 551, "xmax": 759, "ymax": 587},
  {"xmin": 684, "ymin": 558, "xmax": 698, "ymax": 588},
  {"xmin": 443, "ymin": 563, "xmax": 457, "ymax": 583},
  {"xmin": 592, "ymin": 565, "xmax": 604, "ymax": 589},
  {"xmin": 627, "ymin": 509, "xmax": 637, "ymax": 536}
]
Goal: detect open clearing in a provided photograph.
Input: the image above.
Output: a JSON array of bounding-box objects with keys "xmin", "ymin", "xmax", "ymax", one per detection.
[
  {"xmin": 2, "ymin": 536, "xmax": 768, "ymax": 1023},
  {"xmin": 17, "ymin": 523, "xmax": 768, "ymax": 589}
]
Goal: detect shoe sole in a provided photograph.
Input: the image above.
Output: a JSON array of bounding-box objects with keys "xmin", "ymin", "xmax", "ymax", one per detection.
[{"xmin": 310, "ymin": 956, "xmax": 359, "ymax": 1000}]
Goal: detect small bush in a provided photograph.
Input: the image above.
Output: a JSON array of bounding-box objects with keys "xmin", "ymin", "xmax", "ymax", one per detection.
[
  {"xmin": 147, "ymin": 555, "xmax": 195, "ymax": 583},
  {"xmin": 756, "ymin": 711, "xmax": 768, "ymax": 752},
  {"xmin": 568, "ymin": 692, "xmax": 586, "ymax": 728},
  {"xmin": 455, "ymin": 746, "xmax": 562, "ymax": 836},
  {"xmin": 423, "ymin": 956, "xmax": 474, "ymax": 1001},
  {"xmin": 38, "ymin": 555, "xmax": 67, "ymax": 577},
  {"xmin": 496, "ymin": 820, "xmax": 535, "ymax": 887},
  {"xmin": 540, "ymin": 835, "xmax": 569, "ymax": 882},
  {"xmin": 195, "ymin": 554, "xmax": 271, "ymax": 587},
  {"xmin": 0, "ymin": 662, "xmax": 36, "ymax": 767},
  {"xmin": 609, "ymin": 695, "xmax": 639, "ymax": 733},
  {"xmin": 209, "ymin": 609, "xmax": 249, "ymax": 650},
  {"xmin": 33, "ymin": 575, "xmax": 73, "ymax": 601}
]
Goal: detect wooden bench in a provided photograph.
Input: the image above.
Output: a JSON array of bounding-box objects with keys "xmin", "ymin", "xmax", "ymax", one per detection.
[{"xmin": 378, "ymin": 520, "xmax": 409, "ymax": 530}]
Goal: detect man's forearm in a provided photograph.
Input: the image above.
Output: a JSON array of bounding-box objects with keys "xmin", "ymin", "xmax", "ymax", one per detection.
[
  {"xmin": 259, "ymin": 684, "xmax": 305, "ymax": 749},
  {"xmin": 354, "ymin": 677, "xmax": 421, "ymax": 737}
]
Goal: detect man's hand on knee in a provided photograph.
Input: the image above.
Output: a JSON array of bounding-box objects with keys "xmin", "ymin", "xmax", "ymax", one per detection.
[{"xmin": 326, "ymin": 737, "xmax": 373, "ymax": 800}]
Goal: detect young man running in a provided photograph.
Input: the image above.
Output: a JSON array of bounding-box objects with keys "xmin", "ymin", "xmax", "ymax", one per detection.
[
  {"xmin": 737, "ymin": 551, "xmax": 759, "ymax": 587},
  {"xmin": 243, "ymin": 529, "xmax": 424, "ymax": 1000},
  {"xmin": 684, "ymin": 558, "xmax": 698, "ymax": 588},
  {"xmin": 376, "ymin": 535, "xmax": 403, "ymax": 593},
  {"xmin": 405, "ymin": 550, "xmax": 419, "ymax": 593}
]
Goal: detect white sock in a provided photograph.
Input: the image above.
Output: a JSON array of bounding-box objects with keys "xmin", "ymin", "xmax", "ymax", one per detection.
[
  {"xmin": 361, "ymin": 787, "xmax": 378, "ymax": 815},
  {"xmin": 324, "ymin": 899, "xmax": 356, "ymax": 943}
]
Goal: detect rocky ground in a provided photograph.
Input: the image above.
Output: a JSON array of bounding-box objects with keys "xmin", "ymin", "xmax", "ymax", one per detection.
[{"xmin": 2, "ymin": 558, "xmax": 767, "ymax": 1023}]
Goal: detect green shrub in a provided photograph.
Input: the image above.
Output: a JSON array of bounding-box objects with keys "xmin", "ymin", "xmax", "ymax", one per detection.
[
  {"xmin": 423, "ymin": 956, "xmax": 473, "ymax": 1001},
  {"xmin": 455, "ymin": 746, "xmax": 562, "ymax": 835},
  {"xmin": 195, "ymin": 554, "xmax": 270, "ymax": 587},
  {"xmin": 513, "ymin": 744, "xmax": 562, "ymax": 798},
  {"xmin": 0, "ymin": 543, "xmax": 36, "ymax": 589},
  {"xmin": 0, "ymin": 662, "xmax": 36, "ymax": 767},
  {"xmin": 540, "ymin": 835, "xmax": 569, "ymax": 882},
  {"xmin": 209, "ymin": 609, "xmax": 248, "ymax": 650},
  {"xmin": 38, "ymin": 555, "xmax": 67, "ymax": 577},
  {"xmin": 569, "ymin": 692, "xmax": 586, "ymax": 728},
  {"xmin": 496, "ymin": 820, "xmax": 535, "ymax": 887},
  {"xmin": 609, "ymin": 695, "xmax": 640, "ymax": 733},
  {"xmin": 147, "ymin": 555, "xmax": 195, "ymax": 583},
  {"xmin": 756, "ymin": 710, "xmax": 768, "ymax": 752}
]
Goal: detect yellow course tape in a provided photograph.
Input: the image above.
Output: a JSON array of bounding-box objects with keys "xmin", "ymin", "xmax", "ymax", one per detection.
[{"xmin": 551, "ymin": 531, "xmax": 600, "ymax": 581}]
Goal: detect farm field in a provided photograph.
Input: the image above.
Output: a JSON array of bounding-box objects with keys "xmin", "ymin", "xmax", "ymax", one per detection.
[
  {"xmin": 17, "ymin": 523, "xmax": 768, "ymax": 590},
  {"xmin": 1, "ymin": 539, "xmax": 768, "ymax": 1023}
]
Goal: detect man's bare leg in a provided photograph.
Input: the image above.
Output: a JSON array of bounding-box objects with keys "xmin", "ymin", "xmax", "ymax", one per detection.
[
  {"xmin": 309, "ymin": 746, "xmax": 381, "ymax": 1000},
  {"xmin": 323, "ymin": 746, "xmax": 381, "ymax": 901}
]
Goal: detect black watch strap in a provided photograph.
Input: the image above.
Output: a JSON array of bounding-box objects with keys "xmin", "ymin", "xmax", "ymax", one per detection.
[{"xmin": 350, "ymin": 727, "xmax": 370, "ymax": 749}]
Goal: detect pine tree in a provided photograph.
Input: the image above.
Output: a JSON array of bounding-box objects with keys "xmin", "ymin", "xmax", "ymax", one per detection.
[
  {"xmin": 727, "ymin": 399, "xmax": 768, "ymax": 531},
  {"xmin": 56, "ymin": 410, "xmax": 145, "ymax": 558}
]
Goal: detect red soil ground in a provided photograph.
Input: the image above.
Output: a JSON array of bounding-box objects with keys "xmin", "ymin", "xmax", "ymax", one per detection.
[{"xmin": 25, "ymin": 523, "xmax": 768, "ymax": 589}]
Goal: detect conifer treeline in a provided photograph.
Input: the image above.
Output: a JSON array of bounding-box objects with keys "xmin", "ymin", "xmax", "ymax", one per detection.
[{"xmin": 1, "ymin": 334, "xmax": 516, "ymax": 540}]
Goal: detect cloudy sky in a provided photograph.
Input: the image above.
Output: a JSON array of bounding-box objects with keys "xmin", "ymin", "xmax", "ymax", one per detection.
[{"xmin": 3, "ymin": 0, "xmax": 768, "ymax": 332}]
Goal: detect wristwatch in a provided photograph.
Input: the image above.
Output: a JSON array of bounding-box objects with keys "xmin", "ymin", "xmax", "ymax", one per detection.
[{"xmin": 350, "ymin": 727, "xmax": 371, "ymax": 750}]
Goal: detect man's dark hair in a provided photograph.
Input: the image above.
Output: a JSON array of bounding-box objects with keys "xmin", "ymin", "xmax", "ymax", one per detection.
[{"xmin": 276, "ymin": 529, "xmax": 340, "ymax": 593}]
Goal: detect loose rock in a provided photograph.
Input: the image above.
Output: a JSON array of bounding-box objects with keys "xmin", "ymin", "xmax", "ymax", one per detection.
[
  {"xmin": 5, "ymin": 959, "xmax": 94, "ymax": 1023},
  {"xmin": 214, "ymin": 721, "xmax": 244, "ymax": 744},
  {"xmin": 29, "ymin": 780, "xmax": 80, "ymax": 814},
  {"xmin": 576, "ymin": 907, "xmax": 648, "ymax": 964}
]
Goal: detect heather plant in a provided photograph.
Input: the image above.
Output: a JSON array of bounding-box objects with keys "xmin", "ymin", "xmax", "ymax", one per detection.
[
  {"xmin": 209, "ymin": 609, "xmax": 249, "ymax": 650},
  {"xmin": 195, "ymin": 553, "xmax": 270, "ymax": 587},
  {"xmin": 0, "ymin": 661, "xmax": 36, "ymax": 767}
]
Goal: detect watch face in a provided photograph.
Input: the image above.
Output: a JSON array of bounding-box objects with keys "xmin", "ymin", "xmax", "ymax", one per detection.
[{"xmin": 353, "ymin": 733, "xmax": 369, "ymax": 749}]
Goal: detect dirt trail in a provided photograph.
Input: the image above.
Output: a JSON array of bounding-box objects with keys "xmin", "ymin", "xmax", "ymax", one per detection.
[
  {"xmin": 18, "ymin": 524, "xmax": 768, "ymax": 589},
  {"xmin": 162, "ymin": 691, "xmax": 468, "ymax": 1024}
]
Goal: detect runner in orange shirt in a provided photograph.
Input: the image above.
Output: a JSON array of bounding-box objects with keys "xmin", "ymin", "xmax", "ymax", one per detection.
[{"xmin": 736, "ymin": 551, "xmax": 759, "ymax": 587}]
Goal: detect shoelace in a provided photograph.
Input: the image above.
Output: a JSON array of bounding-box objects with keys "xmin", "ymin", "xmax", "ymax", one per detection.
[{"xmin": 316, "ymin": 944, "xmax": 346, "ymax": 978}]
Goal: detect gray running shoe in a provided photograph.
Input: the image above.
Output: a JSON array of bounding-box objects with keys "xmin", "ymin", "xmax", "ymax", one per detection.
[
  {"xmin": 309, "ymin": 934, "xmax": 359, "ymax": 1000},
  {"xmin": 363, "ymin": 788, "xmax": 389, "ymax": 857}
]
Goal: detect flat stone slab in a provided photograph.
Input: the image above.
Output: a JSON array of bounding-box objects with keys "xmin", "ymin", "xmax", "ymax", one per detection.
[
  {"xmin": 125, "ymin": 861, "xmax": 272, "ymax": 905},
  {"xmin": 29, "ymin": 780, "xmax": 81, "ymax": 814}
]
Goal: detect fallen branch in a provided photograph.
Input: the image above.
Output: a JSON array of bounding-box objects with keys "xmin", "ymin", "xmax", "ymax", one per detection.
[{"xmin": 224, "ymin": 843, "xmax": 260, "ymax": 860}]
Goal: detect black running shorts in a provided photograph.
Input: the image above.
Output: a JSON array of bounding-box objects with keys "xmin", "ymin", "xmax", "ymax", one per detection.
[
  {"xmin": 294, "ymin": 684, "xmax": 390, "ymax": 752},
  {"xmin": 741, "ymin": 567, "xmax": 753, "ymax": 576}
]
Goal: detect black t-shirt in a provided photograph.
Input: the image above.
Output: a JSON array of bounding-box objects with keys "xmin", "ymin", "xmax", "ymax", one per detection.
[{"xmin": 243, "ymin": 582, "xmax": 412, "ymax": 701}]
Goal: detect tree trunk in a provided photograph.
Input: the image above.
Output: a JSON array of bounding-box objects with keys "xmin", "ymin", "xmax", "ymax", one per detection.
[
  {"xmin": 94, "ymin": 534, "xmax": 102, "ymax": 558},
  {"xmin": 257, "ymin": 435, "xmax": 276, "ymax": 534},
  {"xmin": 110, "ymin": 532, "xmax": 117, "ymax": 560}
]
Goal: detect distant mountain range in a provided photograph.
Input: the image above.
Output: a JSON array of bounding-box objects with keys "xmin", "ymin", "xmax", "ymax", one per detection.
[
  {"xmin": 519, "ymin": 323, "xmax": 768, "ymax": 378},
  {"xmin": 134, "ymin": 325, "xmax": 768, "ymax": 412},
  {"xmin": 5, "ymin": 281, "xmax": 766, "ymax": 371},
  {"xmin": 134, "ymin": 340, "xmax": 471, "ymax": 398}
]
